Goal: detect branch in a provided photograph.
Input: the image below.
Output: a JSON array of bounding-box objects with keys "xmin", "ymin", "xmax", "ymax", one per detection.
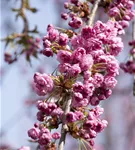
[
  {"xmin": 88, "ymin": 0, "xmax": 101, "ymax": 26},
  {"xmin": 58, "ymin": 2, "xmax": 102, "ymax": 150},
  {"xmin": 133, "ymin": 17, "xmax": 135, "ymax": 41},
  {"xmin": 58, "ymin": 95, "xmax": 72, "ymax": 150},
  {"xmin": 21, "ymin": 0, "xmax": 29, "ymax": 33},
  {"xmin": 132, "ymin": 17, "xmax": 135, "ymax": 95}
]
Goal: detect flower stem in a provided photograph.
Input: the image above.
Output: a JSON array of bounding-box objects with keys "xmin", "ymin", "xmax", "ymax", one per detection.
[
  {"xmin": 58, "ymin": 95, "xmax": 72, "ymax": 150},
  {"xmin": 132, "ymin": 17, "xmax": 135, "ymax": 95},
  {"xmin": 88, "ymin": 0, "xmax": 101, "ymax": 26}
]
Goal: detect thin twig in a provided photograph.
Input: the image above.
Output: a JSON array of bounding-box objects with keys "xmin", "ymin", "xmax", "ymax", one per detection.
[
  {"xmin": 21, "ymin": 0, "xmax": 29, "ymax": 33},
  {"xmin": 58, "ymin": 95, "xmax": 72, "ymax": 150},
  {"xmin": 132, "ymin": 17, "xmax": 135, "ymax": 95},
  {"xmin": 88, "ymin": 0, "xmax": 101, "ymax": 26}
]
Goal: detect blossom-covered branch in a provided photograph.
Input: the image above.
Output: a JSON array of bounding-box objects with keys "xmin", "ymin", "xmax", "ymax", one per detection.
[{"xmin": 20, "ymin": 0, "xmax": 135, "ymax": 150}]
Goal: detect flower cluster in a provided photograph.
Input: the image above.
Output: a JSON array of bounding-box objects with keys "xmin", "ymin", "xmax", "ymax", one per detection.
[
  {"xmin": 120, "ymin": 40, "xmax": 135, "ymax": 74},
  {"xmin": 4, "ymin": 37, "xmax": 41, "ymax": 64},
  {"xmin": 24, "ymin": 37, "xmax": 41, "ymax": 60},
  {"xmin": 33, "ymin": 72, "xmax": 54, "ymax": 96},
  {"xmin": 61, "ymin": 0, "xmax": 91, "ymax": 29},
  {"xmin": 36, "ymin": 100, "xmax": 63, "ymax": 121},
  {"xmin": 28, "ymin": 20, "xmax": 124, "ymax": 149},
  {"xmin": 27, "ymin": 0, "xmax": 131, "ymax": 149},
  {"xmin": 67, "ymin": 106, "xmax": 108, "ymax": 147},
  {"xmin": 28, "ymin": 101, "xmax": 62, "ymax": 149},
  {"xmin": 64, "ymin": 106, "xmax": 108, "ymax": 148},
  {"xmin": 28, "ymin": 124, "xmax": 60, "ymax": 148},
  {"xmin": 58, "ymin": 20, "xmax": 122, "ymax": 105},
  {"xmin": 108, "ymin": 0, "xmax": 135, "ymax": 28}
]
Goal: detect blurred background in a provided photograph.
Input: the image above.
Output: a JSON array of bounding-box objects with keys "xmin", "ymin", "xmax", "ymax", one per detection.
[{"xmin": 0, "ymin": 0, "xmax": 135, "ymax": 150}]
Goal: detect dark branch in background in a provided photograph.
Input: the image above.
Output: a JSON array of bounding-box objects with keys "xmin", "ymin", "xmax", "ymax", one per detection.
[
  {"xmin": 1, "ymin": 0, "xmax": 39, "ymax": 64},
  {"xmin": 21, "ymin": 0, "xmax": 29, "ymax": 33},
  {"xmin": 133, "ymin": 17, "xmax": 135, "ymax": 95},
  {"xmin": 12, "ymin": 0, "xmax": 38, "ymax": 35}
]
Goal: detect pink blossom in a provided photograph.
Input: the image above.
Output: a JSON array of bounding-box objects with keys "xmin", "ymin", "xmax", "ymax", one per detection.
[
  {"xmin": 71, "ymin": 35, "xmax": 83, "ymax": 49},
  {"xmin": 83, "ymin": 83, "xmax": 95, "ymax": 97},
  {"xmin": 119, "ymin": 20, "xmax": 129, "ymax": 28},
  {"xmin": 109, "ymin": 37, "xmax": 123, "ymax": 56},
  {"xmin": 95, "ymin": 120, "xmax": 108, "ymax": 132},
  {"xmin": 64, "ymin": 2, "xmax": 69, "ymax": 9},
  {"xmin": 66, "ymin": 112, "xmax": 77, "ymax": 122},
  {"xmin": 89, "ymin": 96, "xmax": 99, "ymax": 106},
  {"xmin": 104, "ymin": 76, "xmax": 117, "ymax": 89},
  {"xmin": 93, "ymin": 73, "xmax": 104, "ymax": 88},
  {"xmin": 51, "ymin": 108, "xmax": 64, "ymax": 117},
  {"xmin": 106, "ymin": 56, "xmax": 119, "ymax": 76},
  {"xmin": 79, "ymin": 54, "xmax": 93, "ymax": 71},
  {"xmin": 61, "ymin": 13, "xmax": 68, "ymax": 20},
  {"xmin": 42, "ymin": 39, "xmax": 51, "ymax": 48},
  {"xmin": 72, "ymin": 98, "xmax": 89, "ymax": 107},
  {"xmin": 47, "ymin": 24, "xmax": 54, "ymax": 31},
  {"xmin": 18, "ymin": 146, "xmax": 30, "ymax": 150},
  {"xmin": 68, "ymin": 63, "xmax": 81, "ymax": 76},
  {"xmin": 36, "ymin": 100, "xmax": 48, "ymax": 112},
  {"xmin": 73, "ymin": 82, "xmax": 84, "ymax": 93},
  {"xmin": 28, "ymin": 127, "xmax": 39, "ymax": 140},
  {"xmin": 84, "ymin": 71, "xmax": 92, "ymax": 81},
  {"xmin": 70, "ymin": 0, "xmax": 78, "ymax": 5},
  {"xmin": 38, "ymin": 132, "xmax": 52, "ymax": 145},
  {"xmin": 52, "ymin": 132, "xmax": 61, "ymax": 140},
  {"xmin": 42, "ymin": 48, "xmax": 53, "ymax": 57},
  {"xmin": 34, "ymin": 72, "xmax": 53, "ymax": 96},
  {"xmin": 73, "ymin": 92, "xmax": 83, "ymax": 102},
  {"xmin": 48, "ymin": 28, "xmax": 59, "ymax": 41},
  {"xmin": 68, "ymin": 17, "xmax": 82, "ymax": 29},
  {"xmin": 74, "ymin": 111, "xmax": 84, "ymax": 120},
  {"xmin": 81, "ymin": 26, "xmax": 93, "ymax": 39},
  {"xmin": 58, "ymin": 33, "xmax": 69, "ymax": 46},
  {"xmin": 105, "ymin": 89, "xmax": 112, "ymax": 98},
  {"xmin": 94, "ymin": 106, "xmax": 104, "ymax": 117},
  {"xmin": 89, "ymin": 129, "xmax": 97, "ymax": 138},
  {"xmin": 58, "ymin": 63, "xmax": 71, "ymax": 73},
  {"xmin": 71, "ymin": 47, "xmax": 86, "ymax": 63},
  {"xmin": 108, "ymin": 7, "xmax": 120, "ymax": 17},
  {"xmin": 57, "ymin": 50, "xmax": 72, "ymax": 63},
  {"xmin": 36, "ymin": 111, "xmax": 45, "ymax": 121},
  {"xmin": 126, "ymin": 0, "xmax": 134, "ymax": 9}
]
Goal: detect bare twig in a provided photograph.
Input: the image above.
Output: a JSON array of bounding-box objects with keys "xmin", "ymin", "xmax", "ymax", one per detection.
[
  {"xmin": 88, "ymin": 0, "xmax": 101, "ymax": 26},
  {"xmin": 132, "ymin": 18, "xmax": 135, "ymax": 95},
  {"xmin": 21, "ymin": 0, "xmax": 29, "ymax": 33},
  {"xmin": 58, "ymin": 95, "xmax": 72, "ymax": 150},
  {"xmin": 133, "ymin": 17, "xmax": 135, "ymax": 41}
]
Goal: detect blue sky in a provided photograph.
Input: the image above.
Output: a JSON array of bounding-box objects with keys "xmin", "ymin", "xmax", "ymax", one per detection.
[{"xmin": 1, "ymin": 0, "xmax": 60, "ymax": 147}]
